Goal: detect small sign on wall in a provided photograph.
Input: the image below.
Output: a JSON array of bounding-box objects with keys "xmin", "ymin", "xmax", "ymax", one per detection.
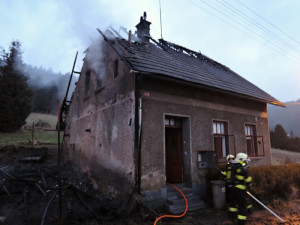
[{"xmin": 197, "ymin": 150, "xmax": 217, "ymax": 169}]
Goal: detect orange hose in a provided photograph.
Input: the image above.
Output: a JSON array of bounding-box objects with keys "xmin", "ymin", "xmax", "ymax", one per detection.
[{"xmin": 153, "ymin": 183, "xmax": 188, "ymax": 225}]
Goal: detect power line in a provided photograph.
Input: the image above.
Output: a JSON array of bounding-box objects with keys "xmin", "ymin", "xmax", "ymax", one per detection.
[
  {"xmin": 187, "ymin": 0, "xmax": 300, "ymax": 63},
  {"xmin": 215, "ymin": 0, "xmax": 300, "ymax": 55},
  {"xmin": 199, "ymin": 0, "xmax": 300, "ymax": 61},
  {"xmin": 235, "ymin": 0, "xmax": 300, "ymax": 47}
]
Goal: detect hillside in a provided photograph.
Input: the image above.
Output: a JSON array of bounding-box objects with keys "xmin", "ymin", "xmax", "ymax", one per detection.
[
  {"xmin": 271, "ymin": 148, "xmax": 300, "ymax": 164},
  {"xmin": 0, "ymin": 113, "xmax": 59, "ymax": 147},
  {"xmin": 268, "ymin": 101, "xmax": 300, "ymax": 137}
]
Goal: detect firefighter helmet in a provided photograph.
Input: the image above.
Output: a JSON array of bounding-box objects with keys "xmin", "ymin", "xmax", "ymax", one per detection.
[
  {"xmin": 226, "ymin": 154, "xmax": 235, "ymax": 163},
  {"xmin": 236, "ymin": 153, "xmax": 250, "ymax": 162}
]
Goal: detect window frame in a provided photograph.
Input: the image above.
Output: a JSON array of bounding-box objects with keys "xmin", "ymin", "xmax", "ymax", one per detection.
[
  {"xmin": 245, "ymin": 123, "xmax": 259, "ymax": 157},
  {"xmin": 84, "ymin": 70, "xmax": 91, "ymax": 97},
  {"xmin": 213, "ymin": 120, "xmax": 229, "ymax": 159}
]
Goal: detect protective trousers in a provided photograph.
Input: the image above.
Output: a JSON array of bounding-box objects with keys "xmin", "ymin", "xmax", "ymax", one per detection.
[
  {"xmin": 227, "ymin": 186, "xmax": 237, "ymax": 218},
  {"xmin": 236, "ymin": 188, "xmax": 247, "ymax": 225}
]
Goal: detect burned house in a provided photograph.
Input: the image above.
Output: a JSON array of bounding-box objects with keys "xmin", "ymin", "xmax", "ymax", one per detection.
[{"xmin": 63, "ymin": 13, "xmax": 284, "ymax": 206}]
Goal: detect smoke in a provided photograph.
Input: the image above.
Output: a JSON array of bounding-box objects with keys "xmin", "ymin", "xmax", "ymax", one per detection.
[
  {"xmin": 84, "ymin": 36, "xmax": 110, "ymax": 87},
  {"xmin": 23, "ymin": 64, "xmax": 77, "ymax": 100},
  {"xmin": 85, "ymin": 38, "xmax": 104, "ymax": 74}
]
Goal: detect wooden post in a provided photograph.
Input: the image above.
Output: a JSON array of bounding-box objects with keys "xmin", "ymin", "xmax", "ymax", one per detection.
[
  {"xmin": 32, "ymin": 122, "xmax": 34, "ymax": 149},
  {"xmin": 57, "ymin": 100, "xmax": 63, "ymax": 225}
]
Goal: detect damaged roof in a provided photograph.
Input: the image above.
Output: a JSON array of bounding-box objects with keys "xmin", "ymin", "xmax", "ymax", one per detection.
[{"xmin": 113, "ymin": 36, "xmax": 284, "ymax": 106}]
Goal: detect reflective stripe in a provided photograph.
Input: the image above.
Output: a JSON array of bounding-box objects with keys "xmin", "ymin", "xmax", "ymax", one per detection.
[
  {"xmin": 236, "ymin": 175, "xmax": 244, "ymax": 180},
  {"xmin": 247, "ymin": 204, "xmax": 253, "ymax": 209},
  {"xmin": 229, "ymin": 207, "xmax": 238, "ymax": 212},
  {"xmin": 245, "ymin": 176, "xmax": 252, "ymax": 182},
  {"xmin": 238, "ymin": 214, "xmax": 247, "ymax": 220},
  {"xmin": 237, "ymin": 168, "xmax": 241, "ymax": 173},
  {"xmin": 226, "ymin": 171, "xmax": 231, "ymax": 179},
  {"xmin": 224, "ymin": 171, "xmax": 227, "ymax": 176},
  {"xmin": 235, "ymin": 184, "xmax": 246, "ymax": 190}
]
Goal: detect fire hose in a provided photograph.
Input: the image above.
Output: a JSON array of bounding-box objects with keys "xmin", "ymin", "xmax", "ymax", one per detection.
[
  {"xmin": 246, "ymin": 191, "xmax": 285, "ymax": 222},
  {"xmin": 153, "ymin": 183, "xmax": 188, "ymax": 225}
]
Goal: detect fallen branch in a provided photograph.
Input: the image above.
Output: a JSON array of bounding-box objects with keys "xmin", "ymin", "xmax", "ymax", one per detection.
[
  {"xmin": 75, "ymin": 191, "xmax": 102, "ymax": 220},
  {"xmin": 2, "ymin": 185, "xmax": 12, "ymax": 198},
  {"xmin": 35, "ymin": 183, "xmax": 47, "ymax": 196},
  {"xmin": 40, "ymin": 191, "xmax": 57, "ymax": 225},
  {"xmin": 0, "ymin": 168, "xmax": 15, "ymax": 179}
]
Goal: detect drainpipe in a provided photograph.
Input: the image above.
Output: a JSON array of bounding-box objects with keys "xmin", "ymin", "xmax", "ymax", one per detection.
[
  {"xmin": 133, "ymin": 71, "xmax": 143, "ymax": 194},
  {"xmin": 137, "ymin": 97, "xmax": 142, "ymax": 193}
]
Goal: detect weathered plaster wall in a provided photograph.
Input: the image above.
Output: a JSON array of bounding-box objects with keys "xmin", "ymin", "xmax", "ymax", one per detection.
[
  {"xmin": 139, "ymin": 77, "xmax": 271, "ymax": 193},
  {"xmin": 63, "ymin": 39, "xmax": 272, "ymax": 198},
  {"xmin": 64, "ymin": 41, "xmax": 136, "ymax": 199}
]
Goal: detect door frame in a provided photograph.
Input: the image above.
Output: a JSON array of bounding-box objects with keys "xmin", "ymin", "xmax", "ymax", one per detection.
[{"xmin": 164, "ymin": 114, "xmax": 191, "ymax": 185}]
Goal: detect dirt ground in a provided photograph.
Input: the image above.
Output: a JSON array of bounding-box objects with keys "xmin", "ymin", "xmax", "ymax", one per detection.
[{"xmin": 0, "ymin": 146, "xmax": 299, "ymax": 225}]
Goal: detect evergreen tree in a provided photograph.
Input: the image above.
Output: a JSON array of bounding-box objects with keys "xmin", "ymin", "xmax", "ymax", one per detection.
[
  {"xmin": 32, "ymin": 85, "xmax": 58, "ymax": 113},
  {"xmin": 0, "ymin": 41, "xmax": 33, "ymax": 132},
  {"xmin": 271, "ymin": 124, "xmax": 288, "ymax": 149}
]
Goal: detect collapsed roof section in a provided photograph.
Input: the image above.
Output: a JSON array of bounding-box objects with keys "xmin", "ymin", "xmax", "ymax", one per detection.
[{"xmin": 97, "ymin": 13, "xmax": 284, "ymax": 107}]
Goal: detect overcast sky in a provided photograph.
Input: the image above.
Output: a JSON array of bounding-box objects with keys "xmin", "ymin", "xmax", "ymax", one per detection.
[{"xmin": 1, "ymin": 0, "xmax": 300, "ymax": 102}]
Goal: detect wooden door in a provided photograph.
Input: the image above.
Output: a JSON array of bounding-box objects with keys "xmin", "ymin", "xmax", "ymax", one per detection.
[{"xmin": 165, "ymin": 128, "xmax": 182, "ymax": 183}]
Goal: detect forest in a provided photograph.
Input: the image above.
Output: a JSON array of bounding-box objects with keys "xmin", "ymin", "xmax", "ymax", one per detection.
[{"xmin": 0, "ymin": 41, "xmax": 76, "ymax": 132}]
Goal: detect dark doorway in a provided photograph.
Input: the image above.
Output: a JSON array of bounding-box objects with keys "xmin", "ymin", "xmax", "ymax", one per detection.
[{"xmin": 165, "ymin": 127, "xmax": 182, "ymax": 183}]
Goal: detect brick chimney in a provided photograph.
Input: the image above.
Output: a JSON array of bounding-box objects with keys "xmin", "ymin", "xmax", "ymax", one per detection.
[{"xmin": 135, "ymin": 12, "xmax": 151, "ymax": 42}]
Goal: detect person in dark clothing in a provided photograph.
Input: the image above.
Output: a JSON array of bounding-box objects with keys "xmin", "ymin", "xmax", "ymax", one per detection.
[
  {"xmin": 224, "ymin": 154, "xmax": 238, "ymax": 219},
  {"xmin": 233, "ymin": 153, "xmax": 252, "ymax": 225}
]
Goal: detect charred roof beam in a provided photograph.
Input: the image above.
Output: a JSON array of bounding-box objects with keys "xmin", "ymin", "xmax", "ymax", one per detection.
[{"xmin": 97, "ymin": 28, "xmax": 132, "ymax": 69}]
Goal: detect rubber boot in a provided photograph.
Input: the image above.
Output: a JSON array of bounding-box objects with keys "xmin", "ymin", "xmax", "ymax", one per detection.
[{"xmin": 238, "ymin": 220, "xmax": 245, "ymax": 225}]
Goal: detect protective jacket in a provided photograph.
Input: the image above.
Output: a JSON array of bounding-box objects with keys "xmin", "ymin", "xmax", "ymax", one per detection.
[
  {"xmin": 225, "ymin": 160, "xmax": 238, "ymax": 187},
  {"xmin": 234, "ymin": 160, "xmax": 252, "ymax": 190}
]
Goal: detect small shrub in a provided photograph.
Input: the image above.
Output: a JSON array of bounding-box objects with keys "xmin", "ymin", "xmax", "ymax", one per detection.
[
  {"xmin": 35, "ymin": 119, "xmax": 51, "ymax": 128},
  {"xmin": 249, "ymin": 163, "xmax": 300, "ymax": 203}
]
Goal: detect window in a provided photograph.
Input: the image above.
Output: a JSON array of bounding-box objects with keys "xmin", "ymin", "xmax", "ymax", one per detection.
[
  {"xmin": 165, "ymin": 116, "xmax": 182, "ymax": 127},
  {"xmin": 84, "ymin": 70, "xmax": 91, "ymax": 97},
  {"xmin": 96, "ymin": 58, "xmax": 106, "ymax": 89},
  {"xmin": 213, "ymin": 121, "xmax": 228, "ymax": 159},
  {"xmin": 245, "ymin": 124, "xmax": 258, "ymax": 157},
  {"xmin": 113, "ymin": 59, "xmax": 119, "ymax": 79}
]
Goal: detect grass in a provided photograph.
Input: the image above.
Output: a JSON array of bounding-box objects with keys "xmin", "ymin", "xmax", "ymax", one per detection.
[
  {"xmin": 0, "ymin": 113, "xmax": 61, "ymax": 148},
  {"xmin": 271, "ymin": 148, "xmax": 300, "ymax": 164}
]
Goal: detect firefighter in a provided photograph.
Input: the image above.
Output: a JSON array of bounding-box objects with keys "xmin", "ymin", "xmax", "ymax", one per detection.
[
  {"xmin": 225, "ymin": 154, "xmax": 238, "ymax": 219},
  {"xmin": 233, "ymin": 152, "xmax": 252, "ymax": 225}
]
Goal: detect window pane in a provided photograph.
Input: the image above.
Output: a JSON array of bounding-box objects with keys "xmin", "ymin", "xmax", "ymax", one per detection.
[
  {"xmin": 213, "ymin": 123, "xmax": 217, "ymax": 134},
  {"xmin": 176, "ymin": 118, "xmax": 181, "ymax": 127},
  {"xmin": 245, "ymin": 125, "xmax": 254, "ymax": 135},
  {"xmin": 96, "ymin": 58, "xmax": 106, "ymax": 88},
  {"xmin": 220, "ymin": 123, "xmax": 224, "ymax": 134},
  {"xmin": 165, "ymin": 118, "xmax": 169, "ymax": 126},
  {"xmin": 222, "ymin": 137, "xmax": 226, "ymax": 157},
  {"xmin": 170, "ymin": 118, "xmax": 175, "ymax": 126}
]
